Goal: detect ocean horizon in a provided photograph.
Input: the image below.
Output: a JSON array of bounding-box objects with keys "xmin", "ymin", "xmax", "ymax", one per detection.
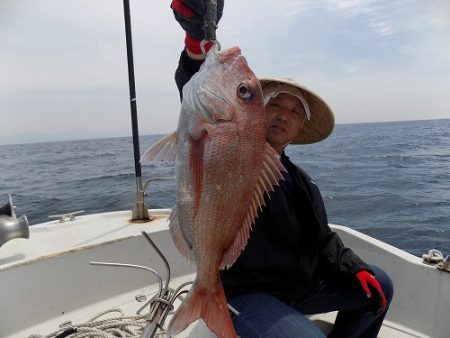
[
  {"xmin": 1, "ymin": 118, "xmax": 449, "ymax": 257},
  {"xmin": 1, "ymin": 117, "xmax": 448, "ymax": 146}
]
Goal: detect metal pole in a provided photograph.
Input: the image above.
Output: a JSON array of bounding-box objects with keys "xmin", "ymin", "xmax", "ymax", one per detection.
[{"xmin": 122, "ymin": 0, "xmax": 149, "ymax": 221}]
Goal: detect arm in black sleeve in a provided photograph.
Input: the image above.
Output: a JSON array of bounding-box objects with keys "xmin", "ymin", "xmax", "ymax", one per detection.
[
  {"xmin": 292, "ymin": 163, "xmax": 371, "ymax": 279},
  {"xmin": 174, "ymin": 49, "xmax": 204, "ymax": 101},
  {"xmin": 319, "ymin": 230, "xmax": 371, "ymax": 278}
]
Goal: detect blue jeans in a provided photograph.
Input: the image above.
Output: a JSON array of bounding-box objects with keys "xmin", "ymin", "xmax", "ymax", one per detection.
[{"xmin": 228, "ymin": 266, "xmax": 394, "ymax": 338}]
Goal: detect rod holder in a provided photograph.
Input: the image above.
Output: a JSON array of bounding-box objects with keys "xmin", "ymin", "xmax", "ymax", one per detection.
[{"xmin": 0, "ymin": 194, "xmax": 29, "ymax": 247}]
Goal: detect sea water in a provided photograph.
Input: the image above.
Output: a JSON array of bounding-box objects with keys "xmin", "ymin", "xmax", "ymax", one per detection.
[{"xmin": 1, "ymin": 119, "xmax": 449, "ymax": 257}]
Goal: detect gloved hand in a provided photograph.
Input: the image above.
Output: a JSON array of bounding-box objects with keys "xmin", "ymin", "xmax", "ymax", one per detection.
[
  {"xmin": 356, "ymin": 270, "xmax": 387, "ymax": 315},
  {"xmin": 171, "ymin": 0, "xmax": 224, "ymax": 55}
]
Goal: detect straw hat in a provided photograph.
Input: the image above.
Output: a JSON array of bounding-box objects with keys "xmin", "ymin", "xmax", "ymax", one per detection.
[{"xmin": 259, "ymin": 78, "xmax": 335, "ymax": 144}]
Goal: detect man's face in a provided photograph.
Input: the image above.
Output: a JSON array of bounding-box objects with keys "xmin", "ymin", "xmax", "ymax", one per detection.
[{"xmin": 265, "ymin": 93, "xmax": 307, "ymax": 153}]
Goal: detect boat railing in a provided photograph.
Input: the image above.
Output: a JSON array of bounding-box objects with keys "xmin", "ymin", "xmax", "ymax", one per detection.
[{"xmin": 89, "ymin": 231, "xmax": 192, "ymax": 338}]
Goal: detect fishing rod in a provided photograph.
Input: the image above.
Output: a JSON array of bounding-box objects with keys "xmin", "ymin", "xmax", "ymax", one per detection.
[
  {"xmin": 119, "ymin": 1, "xmax": 220, "ymax": 336},
  {"xmin": 204, "ymin": 0, "xmax": 218, "ymax": 41},
  {"xmin": 122, "ymin": 0, "xmax": 149, "ymax": 221},
  {"xmin": 122, "ymin": 0, "xmax": 218, "ymax": 222}
]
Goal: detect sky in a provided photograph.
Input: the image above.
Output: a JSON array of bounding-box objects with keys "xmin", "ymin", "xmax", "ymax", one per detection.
[{"xmin": 1, "ymin": 0, "xmax": 450, "ymax": 145}]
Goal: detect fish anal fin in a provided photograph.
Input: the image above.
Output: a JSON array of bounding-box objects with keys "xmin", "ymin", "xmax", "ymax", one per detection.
[
  {"xmin": 169, "ymin": 208, "xmax": 193, "ymax": 263},
  {"xmin": 169, "ymin": 282, "xmax": 236, "ymax": 338},
  {"xmin": 140, "ymin": 132, "xmax": 177, "ymax": 162}
]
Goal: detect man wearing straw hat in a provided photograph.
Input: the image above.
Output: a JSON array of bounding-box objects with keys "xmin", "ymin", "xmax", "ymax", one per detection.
[{"xmin": 170, "ymin": 1, "xmax": 393, "ymax": 337}]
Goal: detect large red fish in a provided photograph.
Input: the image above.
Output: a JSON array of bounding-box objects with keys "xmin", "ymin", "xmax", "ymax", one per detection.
[{"xmin": 142, "ymin": 46, "xmax": 285, "ymax": 338}]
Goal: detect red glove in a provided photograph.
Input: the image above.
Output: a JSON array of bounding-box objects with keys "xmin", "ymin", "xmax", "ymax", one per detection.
[
  {"xmin": 356, "ymin": 270, "xmax": 387, "ymax": 314},
  {"xmin": 171, "ymin": 0, "xmax": 224, "ymax": 55}
]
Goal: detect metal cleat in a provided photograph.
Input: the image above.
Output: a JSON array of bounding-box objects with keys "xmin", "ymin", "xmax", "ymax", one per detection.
[{"xmin": 48, "ymin": 210, "xmax": 85, "ymax": 223}]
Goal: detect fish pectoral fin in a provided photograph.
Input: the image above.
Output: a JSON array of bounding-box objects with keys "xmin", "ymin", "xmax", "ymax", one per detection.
[
  {"xmin": 220, "ymin": 143, "xmax": 286, "ymax": 269},
  {"xmin": 140, "ymin": 132, "xmax": 177, "ymax": 162},
  {"xmin": 169, "ymin": 207, "xmax": 193, "ymax": 262},
  {"xmin": 189, "ymin": 130, "xmax": 207, "ymax": 211}
]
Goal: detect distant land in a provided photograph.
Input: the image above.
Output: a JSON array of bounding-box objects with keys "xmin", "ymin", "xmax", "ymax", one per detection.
[{"xmin": 1, "ymin": 118, "xmax": 449, "ymax": 146}]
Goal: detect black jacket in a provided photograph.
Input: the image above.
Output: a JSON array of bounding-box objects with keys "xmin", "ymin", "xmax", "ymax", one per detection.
[
  {"xmin": 174, "ymin": 49, "xmax": 370, "ymax": 302},
  {"xmin": 220, "ymin": 154, "xmax": 369, "ymax": 302}
]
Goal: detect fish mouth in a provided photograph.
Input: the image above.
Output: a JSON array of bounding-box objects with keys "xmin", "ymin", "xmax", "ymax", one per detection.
[{"xmin": 217, "ymin": 46, "xmax": 241, "ymax": 58}]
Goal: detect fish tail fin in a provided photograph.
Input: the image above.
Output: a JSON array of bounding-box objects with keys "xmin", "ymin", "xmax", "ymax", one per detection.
[{"xmin": 170, "ymin": 282, "xmax": 236, "ymax": 338}]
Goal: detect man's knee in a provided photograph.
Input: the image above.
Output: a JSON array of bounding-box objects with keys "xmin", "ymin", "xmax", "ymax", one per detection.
[{"xmin": 370, "ymin": 265, "xmax": 394, "ymax": 304}]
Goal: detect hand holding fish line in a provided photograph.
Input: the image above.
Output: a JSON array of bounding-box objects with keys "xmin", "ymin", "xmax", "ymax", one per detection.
[{"xmin": 171, "ymin": 0, "xmax": 224, "ymax": 58}]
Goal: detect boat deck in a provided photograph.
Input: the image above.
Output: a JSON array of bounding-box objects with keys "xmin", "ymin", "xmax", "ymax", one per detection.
[
  {"xmin": 309, "ymin": 313, "xmax": 427, "ymax": 338},
  {"xmin": 0, "ymin": 210, "xmax": 444, "ymax": 338},
  {"xmin": 12, "ymin": 272, "xmax": 426, "ymax": 338}
]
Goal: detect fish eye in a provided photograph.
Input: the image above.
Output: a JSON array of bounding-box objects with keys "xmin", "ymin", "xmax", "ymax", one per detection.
[{"xmin": 237, "ymin": 82, "xmax": 252, "ymax": 100}]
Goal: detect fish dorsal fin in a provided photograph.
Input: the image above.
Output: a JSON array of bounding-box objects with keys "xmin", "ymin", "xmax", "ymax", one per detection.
[
  {"xmin": 169, "ymin": 207, "xmax": 194, "ymax": 263},
  {"xmin": 140, "ymin": 132, "xmax": 177, "ymax": 162},
  {"xmin": 220, "ymin": 144, "xmax": 286, "ymax": 269}
]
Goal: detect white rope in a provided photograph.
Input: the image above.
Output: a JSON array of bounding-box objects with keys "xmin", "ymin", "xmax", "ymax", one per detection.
[
  {"xmin": 28, "ymin": 308, "xmax": 150, "ymax": 338},
  {"xmin": 422, "ymin": 249, "xmax": 445, "ymax": 264}
]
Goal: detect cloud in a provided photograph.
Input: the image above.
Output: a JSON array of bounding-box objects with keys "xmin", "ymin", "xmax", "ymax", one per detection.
[
  {"xmin": 324, "ymin": 0, "xmax": 371, "ymax": 10},
  {"xmin": 318, "ymin": 70, "xmax": 450, "ymax": 124},
  {"xmin": 368, "ymin": 18, "xmax": 395, "ymax": 37},
  {"xmin": 1, "ymin": 0, "xmax": 449, "ymax": 144},
  {"xmin": 426, "ymin": 0, "xmax": 450, "ymax": 28},
  {"xmin": 0, "ymin": 0, "xmax": 183, "ymax": 141}
]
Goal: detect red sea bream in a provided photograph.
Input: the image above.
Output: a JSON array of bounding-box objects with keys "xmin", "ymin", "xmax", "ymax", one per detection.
[{"xmin": 142, "ymin": 45, "xmax": 285, "ymax": 338}]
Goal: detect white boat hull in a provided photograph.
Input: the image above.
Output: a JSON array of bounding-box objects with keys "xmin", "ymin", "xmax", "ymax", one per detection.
[{"xmin": 1, "ymin": 211, "xmax": 448, "ymax": 337}]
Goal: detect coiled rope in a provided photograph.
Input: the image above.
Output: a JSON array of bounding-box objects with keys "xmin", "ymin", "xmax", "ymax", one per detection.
[
  {"xmin": 422, "ymin": 249, "xmax": 450, "ymax": 272},
  {"xmin": 422, "ymin": 249, "xmax": 445, "ymax": 264},
  {"xmin": 28, "ymin": 308, "xmax": 156, "ymax": 338}
]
